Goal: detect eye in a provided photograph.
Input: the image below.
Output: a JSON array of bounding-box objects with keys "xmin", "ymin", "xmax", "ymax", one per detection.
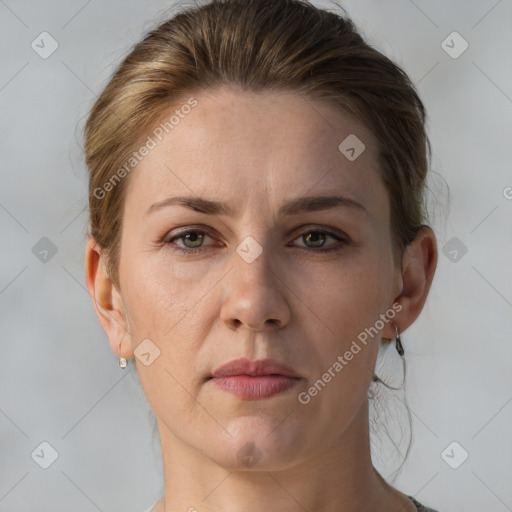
[
  {"xmin": 165, "ymin": 229, "xmax": 217, "ymax": 254},
  {"xmin": 163, "ymin": 227, "xmax": 348, "ymax": 255},
  {"xmin": 290, "ymin": 229, "xmax": 348, "ymax": 252}
]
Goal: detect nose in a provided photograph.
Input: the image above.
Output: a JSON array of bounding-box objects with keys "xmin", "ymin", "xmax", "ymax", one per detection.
[{"xmin": 220, "ymin": 243, "xmax": 291, "ymax": 332}]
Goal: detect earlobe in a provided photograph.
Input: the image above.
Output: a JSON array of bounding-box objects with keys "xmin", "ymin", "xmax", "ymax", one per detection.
[
  {"xmin": 384, "ymin": 226, "xmax": 438, "ymax": 338},
  {"xmin": 84, "ymin": 237, "xmax": 133, "ymax": 360}
]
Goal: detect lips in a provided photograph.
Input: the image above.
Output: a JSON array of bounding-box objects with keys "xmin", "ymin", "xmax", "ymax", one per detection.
[
  {"xmin": 209, "ymin": 358, "xmax": 301, "ymax": 400},
  {"xmin": 211, "ymin": 358, "xmax": 300, "ymax": 379}
]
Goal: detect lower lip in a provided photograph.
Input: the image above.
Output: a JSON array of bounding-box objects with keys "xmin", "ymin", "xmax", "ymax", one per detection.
[{"xmin": 210, "ymin": 375, "xmax": 300, "ymax": 399}]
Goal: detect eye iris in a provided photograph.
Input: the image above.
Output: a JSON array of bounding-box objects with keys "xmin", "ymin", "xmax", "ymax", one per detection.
[
  {"xmin": 183, "ymin": 232, "xmax": 204, "ymax": 248},
  {"xmin": 304, "ymin": 231, "xmax": 326, "ymax": 247}
]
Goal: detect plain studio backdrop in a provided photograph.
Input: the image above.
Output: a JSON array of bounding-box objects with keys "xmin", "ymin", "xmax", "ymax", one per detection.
[{"xmin": 1, "ymin": 1, "xmax": 511, "ymax": 511}]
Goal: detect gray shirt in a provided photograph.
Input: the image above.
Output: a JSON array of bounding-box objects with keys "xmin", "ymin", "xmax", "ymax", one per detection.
[
  {"xmin": 408, "ymin": 495, "xmax": 440, "ymax": 511},
  {"xmin": 144, "ymin": 496, "xmax": 440, "ymax": 511}
]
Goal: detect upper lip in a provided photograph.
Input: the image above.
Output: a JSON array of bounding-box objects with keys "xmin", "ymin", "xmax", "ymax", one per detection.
[{"xmin": 211, "ymin": 358, "xmax": 301, "ymax": 379}]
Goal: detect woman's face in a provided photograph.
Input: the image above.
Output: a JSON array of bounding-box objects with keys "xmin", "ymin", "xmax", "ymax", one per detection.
[{"xmin": 116, "ymin": 87, "xmax": 403, "ymax": 469}]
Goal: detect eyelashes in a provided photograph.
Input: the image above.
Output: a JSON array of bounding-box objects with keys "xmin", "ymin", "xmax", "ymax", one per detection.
[{"xmin": 163, "ymin": 227, "xmax": 349, "ymax": 255}]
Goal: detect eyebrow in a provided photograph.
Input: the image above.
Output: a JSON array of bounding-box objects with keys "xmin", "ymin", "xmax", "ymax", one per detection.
[{"xmin": 145, "ymin": 194, "xmax": 367, "ymax": 218}]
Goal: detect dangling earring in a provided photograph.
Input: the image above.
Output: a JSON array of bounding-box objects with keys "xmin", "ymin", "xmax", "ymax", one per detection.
[
  {"xmin": 395, "ymin": 325, "xmax": 404, "ymax": 357},
  {"xmin": 118, "ymin": 343, "xmax": 127, "ymax": 369}
]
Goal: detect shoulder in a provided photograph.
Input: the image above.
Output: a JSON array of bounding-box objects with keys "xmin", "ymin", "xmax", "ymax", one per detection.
[
  {"xmin": 408, "ymin": 495, "xmax": 441, "ymax": 512},
  {"xmin": 142, "ymin": 501, "xmax": 159, "ymax": 512}
]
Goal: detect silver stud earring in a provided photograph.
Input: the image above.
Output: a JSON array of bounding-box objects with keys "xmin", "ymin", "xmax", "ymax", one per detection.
[
  {"xmin": 395, "ymin": 325, "xmax": 404, "ymax": 357},
  {"xmin": 119, "ymin": 356, "xmax": 127, "ymax": 369}
]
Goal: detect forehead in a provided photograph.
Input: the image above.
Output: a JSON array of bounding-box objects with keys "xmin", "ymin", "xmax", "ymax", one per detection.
[{"xmin": 124, "ymin": 86, "xmax": 386, "ymax": 219}]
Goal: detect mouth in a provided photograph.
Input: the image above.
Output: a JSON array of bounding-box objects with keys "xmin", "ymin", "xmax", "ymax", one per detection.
[
  {"xmin": 208, "ymin": 375, "xmax": 301, "ymax": 400},
  {"xmin": 208, "ymin": 358, "xmax": 302, "ymax": 400}
]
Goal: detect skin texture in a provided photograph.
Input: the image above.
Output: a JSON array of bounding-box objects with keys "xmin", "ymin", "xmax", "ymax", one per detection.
[{"xmin": 85, "ymin": 87, "xmax": 437, "ymax": 512}]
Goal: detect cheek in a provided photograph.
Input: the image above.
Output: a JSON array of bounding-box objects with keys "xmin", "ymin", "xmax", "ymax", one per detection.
[
  {"xmin": 292, "ymin": 250, "xmax": 393, "ymax": 394},
  {"xmin": 122, "ymin": 263, "xmax": 209, "ymax": 422},
  {"xmin": 120, "ymin": 251, "xmax": 220, "ymax": 393},
  {"xmin": 293, "ymin": 251, "xmax": 393, "ymax": 342},
  {"xmin": 121, "ymin": 249, "xmax": 221, "ymax": 341}
]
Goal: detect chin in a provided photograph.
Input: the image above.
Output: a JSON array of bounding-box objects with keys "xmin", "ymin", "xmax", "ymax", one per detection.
[{"xmin": 208, "ymin": 416, "xmax": 307, "ymax": 471}]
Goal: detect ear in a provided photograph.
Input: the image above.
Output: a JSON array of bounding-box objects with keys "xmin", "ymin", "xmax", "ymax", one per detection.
[
  {"xmin": 382, "ymin": 226, "xmax": 438, "ymax": 338},
  {"xmin": 84, "ymin": 237, "xmax": 134, "ymax": 360}
]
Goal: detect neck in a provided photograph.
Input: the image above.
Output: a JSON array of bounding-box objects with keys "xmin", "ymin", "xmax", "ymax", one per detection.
[{"xmin": 154, "ymin": 398, "xmax": 413, "ymax": 512}]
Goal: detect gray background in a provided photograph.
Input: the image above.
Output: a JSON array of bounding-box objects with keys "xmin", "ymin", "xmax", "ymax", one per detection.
[{"xmin": 1, "ymin": 1, "xmax": 511, "ymax": 511}]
